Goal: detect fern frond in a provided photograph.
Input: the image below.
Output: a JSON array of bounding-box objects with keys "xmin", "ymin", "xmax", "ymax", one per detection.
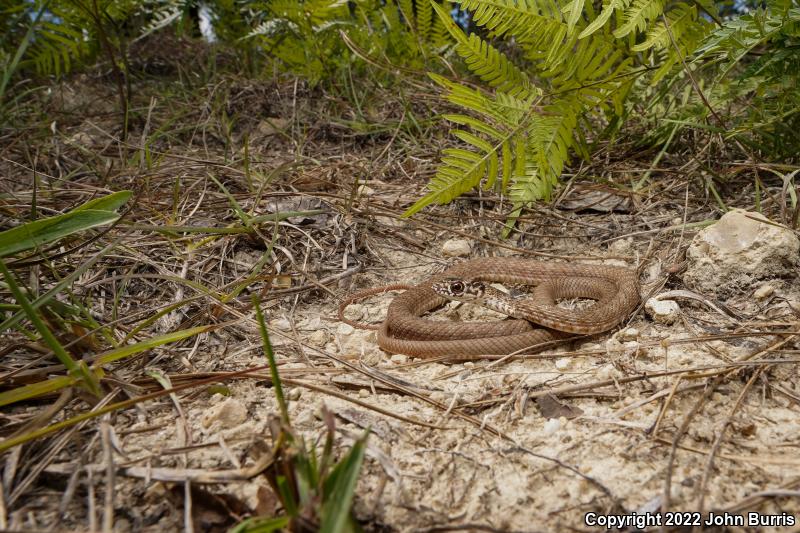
[
  {"xmin": 528, "ymin": 96, "xmax": 580, "ymax": 194},
  {"xmin": 431, "ymin": 1, "xmax": 536, "ymax": 98},
  {"xmin": 562, "ymin": 0, "xmax": 588, "ymax": 34},
  {"xmin": 578, "ymin": 0, "xmax": 631, "ymax": 38},
  {"xmin": 403, "ymin": 142, "xmax": 490, "ymax": 216},
  {"xmin": 429, "ymin": 73, "xmax": 511, "ymax": 123},
  {"xmin": 458, "ymin": 0, "xmax": 566, "ymax": 42},
  {"xmin": 417, "ymin": 0, "xmax": 434, "ymax": 41},
  {"xmin": 137, "ymin": 0, "xmax": 187, "ymax": 41},
  {"xmin": 649, "ymin": 14, "xmax": 713, "ymax": 83},
  {"xmin": 631, "ymin": 3, "xmax": 696, "ymax": 51},
  {"xmin": 613, "ymin": 0, "xmax": 665, "ymax": 39},
  {"xmin": 29, "ymin": 19, "xmax": 87, "ymax": 76},
  {"xmin": 430, "ymin": 0, "xmax": 453, "ymax": 48},
  {"xmin": 443, "ymin": 114, "xmax": 506, "ymax": 140},
  {"xmin": 406, "ymin": 74, "xmax": 537, "ymax": 216}
]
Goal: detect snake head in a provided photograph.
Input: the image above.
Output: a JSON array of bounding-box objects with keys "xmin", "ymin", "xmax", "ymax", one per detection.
[{"xmin": 431, "ymin": 278, "xmax": 486, "ymax": 301}]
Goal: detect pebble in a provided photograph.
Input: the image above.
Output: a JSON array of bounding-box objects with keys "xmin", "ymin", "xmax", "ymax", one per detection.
[
  {"xmin": 754, "ymin": 284, "xmax": 775, "ymax": 299},
  {"xmin": 201, "ymin": 398, "xmax": 247, "ymax": 429},
  {"xmin": 543, "ymin": 418, "xmax": 561, "ymax": 435},
  {"xmin": 341, "ymin": 303, "xmax": 365, "ymax": 322},
  {"xmin": 618, "ymin": 328, "xmax": 640, "ymax": 341},
  {"xmin": 269, "ymin": 317, "xmax": 291, "ymax": 331},
  {"xmin": 442, "ymin": 239, "xmax": 472, "ymax": 257},
  {"xmin": 336, "ymin": 322, "xmax": 355, "ymax": 336},
  {"xmin": 390, "ymin": 353, "xmax": 407, "ymax": 364},
  {"xmin": 308, "ymin": 329, "xmax": 328, "ymax": 347},
  {"xmin": 554, "ymin": 358, "xmax": 572, "ymax": 371},
  {"xmin": 645, "ymin": 298, "xmax": 680, "ymax": 324}
]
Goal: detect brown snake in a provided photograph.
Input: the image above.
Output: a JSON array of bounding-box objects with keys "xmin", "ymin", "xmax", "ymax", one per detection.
[{"xmin": 339, "ymin": 257, "xmax": 640, "ymax": 358}]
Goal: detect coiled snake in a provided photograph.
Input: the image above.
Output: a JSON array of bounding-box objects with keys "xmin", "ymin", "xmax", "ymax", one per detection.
[{"xmin": 339, "ymin": 257, "xmax": 640, "ymax": 358}]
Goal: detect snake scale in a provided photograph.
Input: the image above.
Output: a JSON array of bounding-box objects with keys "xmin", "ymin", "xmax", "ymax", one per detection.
[{"xmin": 345, "ymin": 257, "xmax": 640, "ymax": 358}]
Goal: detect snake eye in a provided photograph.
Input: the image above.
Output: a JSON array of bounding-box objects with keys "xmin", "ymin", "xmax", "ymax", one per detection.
[{"xmin": 450, "ymin": 281, "xmax": 465, "ymax": 294}]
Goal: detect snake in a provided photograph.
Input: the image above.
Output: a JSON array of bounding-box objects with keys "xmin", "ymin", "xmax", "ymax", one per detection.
[{"xmin": 340, "ymin": 257, "xmax": 640, "ymax": 358}]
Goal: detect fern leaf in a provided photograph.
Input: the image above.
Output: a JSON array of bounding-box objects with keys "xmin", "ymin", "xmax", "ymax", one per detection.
[
  {"xmin": 631, "ymin": 3, "xmax": 695, "ymax": 51},
  {"xmin": 431, "ymin": 1, "xmax": 535, "ymax": 98},
  {"xmin": 402, "ymin": 148, "xmax": 489, "ymax": 216},
  {"xmin": 614, "ymin": 0, "xmax": 665, "ymax": 38},
  {"xmin": 453, "ymin": 130, "xmax": 499, "ymax": 188},
  {"xmin": 562, "ymin": 0, "xmax": 588, "ymax": 34},
  {"xmin": 443, "ymin": 114, "xmax": 506, "ymax": 140},
  {"xmin": 459, "ymin": 0, "xmax": 565, "ymax": 41},
  {"xmin": 429, "ymin": 73, "xmax": 509, "ymax": 123},
  {"xmin": 578, "ymin": 0, "xmax": 631, "ymax": 39},
  {"xmin": 418, "ymin": 0, "xmax": 434, "ymax": 41},
  {"xmin": 430, "ymin": 0, "xmax": 453, "ymax": 47}
]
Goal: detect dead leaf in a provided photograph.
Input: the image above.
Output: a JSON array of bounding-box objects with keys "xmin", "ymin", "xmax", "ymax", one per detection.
[{"xmin": 535, "ymin": 394, "xmax": 583, "ymax": 419}]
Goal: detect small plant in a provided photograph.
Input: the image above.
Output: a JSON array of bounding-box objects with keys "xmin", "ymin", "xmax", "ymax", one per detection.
[{"xmin": 231, "ymin": 300, "xmax": 368, "ymax": 532}]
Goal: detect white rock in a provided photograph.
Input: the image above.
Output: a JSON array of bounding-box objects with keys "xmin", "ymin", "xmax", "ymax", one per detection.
[
  {"xmin": 288, "ymin": 388, "xmax": 302, "ymax": 401},
  {"xmin": 442, "ymin": 239, "xmax": 472, "ymax": 257},
  {"xmin": 298, "ymin": 316, "xmax": 323, "ymax": 330},
  {"xmin": 269, "ymin": 317, "xmax": 291, "ymax": 331},
  {"xmin": 335, "ymin": 323, "xmax": 377, "ymax": 356},
  {"xmin": 595, "ymin": 364, "xmax": 617, "ymax": 380},
  {"xmin": 609, "ymin": 237, "xmax": 634, "ymax": 255},
  {"xmin": 543, "ymin": 418, "xmax": 561, "ymax": 435},
  {"xmin": 358, "ymin": 185, "xmax": 375, "ymax": 196},
  {"xmin": 390, "ymin": 353, "xmax": 407, "ymax": 364},
  {"xmin": 341, "ymin": 303, "xmax": 365, "ymax": 322},
  {"xmin": 645, "ymin": 298, "xmax": 680, "ymax": 324},
  {"xmin": 555, "ymin": 358, "xmax": 572, "ymax": 371},
  {"xmin": 201, "ymin": 398, "xmax": 247, "ymax": 430},
  {"xmin": 309, "ymin": 329, "xmax": 328, "ymax": 347},
  {"xmin": 684, "ymin": 209, "xmax": 799, "ymax": 296},
  {"xmin": 336, "ymin": 322, "xmax": 355, "ymax": 336},
  {"xmin": 358, "ymin": 388, "xmax": 370, "ymax": 398},
  {"xmin": 754, "ymin": 284, "xmax": 775, "ymax": 299},
  {"xmin": 618, "ymin": 328, "xmax": 640, "ymax": 341}
]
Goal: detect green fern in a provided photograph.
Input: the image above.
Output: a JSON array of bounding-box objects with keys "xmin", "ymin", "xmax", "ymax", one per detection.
[
  {"xmin": 406, "ymin": 0, "xmax": 638, "ymax": 218},
  {"xmin": 430, "ymin": 1, "xmax": 535, "ymax": 98},
  {"xmin": 406, "ymin": 0, "xmax": 735, "ymax": 220}
]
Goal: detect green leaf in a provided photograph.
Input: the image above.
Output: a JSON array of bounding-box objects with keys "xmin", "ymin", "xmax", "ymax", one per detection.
[
  {"xmin": 228, "ymin": 516, "xmax": 291, "ymax": 533},
  {"xmin": 94, "ymin": 325, "xmax": 215, "ymax": 366},
  {"xmin": 579, "ymin": 0, "xmax": 629, "ymax": 38},
  {"xmin": 562, "ymin": 0, "xmax": 587, "ymax": 34},
  {"xmin": 0, "ymin": 375, "xmax": 78, "ymax": 409},
  {"xmin": 0, "ymin": 191, "xmax": 131, "ymax": 258},
  {"xmin": 0, "ymin": 210, "xmax": 119, "ymax": 258},
  {"xmin": 319, "ymin": 430, "xmax": 369, "ymax": 533},
  {"xmin": 73, "ymin": 190, "xmax": 132, "ymax": 213}
]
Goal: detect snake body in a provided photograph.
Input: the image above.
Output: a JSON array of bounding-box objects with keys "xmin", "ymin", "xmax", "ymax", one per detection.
[{"xmin": 375, "ymin": 257, "xmax": 640, "ymax": 358}]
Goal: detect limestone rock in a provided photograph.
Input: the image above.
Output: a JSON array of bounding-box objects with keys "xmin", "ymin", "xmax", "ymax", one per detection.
[
  {"xmin": 201, "ymin": 398, "xmax": 248, "ymax": 430},
  {"xmin": 442, "ymin": 239, "xmax": 472, "ymax": 257},
  {"xmin": 645, "ymin": 298, "xmax": 680, "ymax": 324},
  {"xmin": 684, "ymin": 209, "xmax": 799, "ymax": 296},
  {"xmin": 753, "ymin": 284, "xmax": 775, "ymax": 299}
]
